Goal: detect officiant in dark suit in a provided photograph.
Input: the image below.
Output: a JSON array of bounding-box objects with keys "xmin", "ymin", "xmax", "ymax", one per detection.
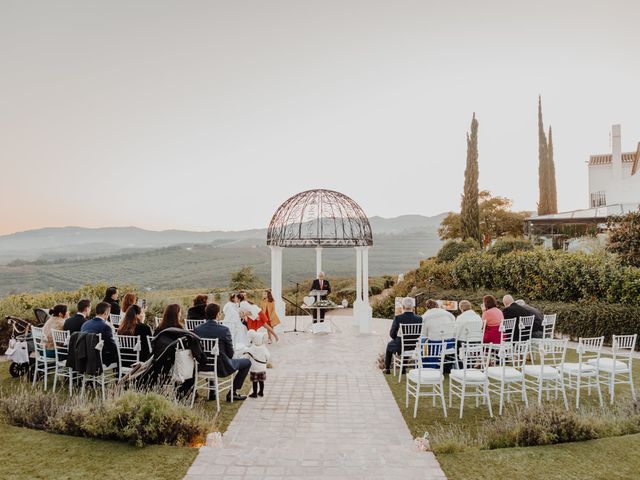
[{"xmin": 310, "ymin": 271, "xmax": 331, "ymax": 322}]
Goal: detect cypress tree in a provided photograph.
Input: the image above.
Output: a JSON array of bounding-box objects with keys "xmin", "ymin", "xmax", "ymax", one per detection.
[
  {"xmin": 547, "ymin": 125, "xmax": 558, "ymax": 213},
  {"xmin": 460, "ymin": 113, "xmax": 481, "ymax": 243},
  {"xmin": 537, "ymin": 96, "xmax": 550, "ymax": 215}
]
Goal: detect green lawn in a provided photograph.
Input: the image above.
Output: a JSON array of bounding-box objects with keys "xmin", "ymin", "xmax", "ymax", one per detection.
[
  {"xmin": 0, "ymin": 361, "xmax": 247, "ymax": 480},
  {"xmin": 385, "ymin": 349, "xmax": 640, "ymax": 479}
]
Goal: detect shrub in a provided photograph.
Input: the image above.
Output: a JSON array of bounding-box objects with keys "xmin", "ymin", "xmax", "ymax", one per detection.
[
  {"xmin": 489, "ymin": 237, "xmax": 534, "ymax": 257},
  {"xmin": 436, "ymin": 239, "xmax": 481, "ymax": 264},
  {"xmin": 0, "ymin": 387, "xmax": 214, "ymax": 447}
]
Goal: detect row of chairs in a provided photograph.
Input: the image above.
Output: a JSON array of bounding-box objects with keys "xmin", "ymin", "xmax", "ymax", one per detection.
[
  {"xmin": 393, "ymin": 314, "xmax": 558, "ymax": 384},
  {"xmin": 31, "ymin": 326, "xmax": 234, "ymax": 412},
  {"xmin": 403, "ymin": 334, "xmax": 637, "ymax": 418},
  {"xmin": 31, "ymin": 327, "xmax": 143, "ymax": 399}
]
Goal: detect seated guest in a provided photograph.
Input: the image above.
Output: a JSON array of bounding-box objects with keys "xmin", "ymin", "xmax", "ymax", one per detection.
[
  {"xmin": 421, "ymin": 299, "xmax": 456, "ymax": 340},
  {"xmin": 455, "ymin": 300, "xmax": 483, "ymax": 342},
  {"xmin": 118, "ymin": 304, "xmax": 153, "ymax": 361},
  {"xmin": 515, "ymin": 299, "xmax": 545, "ymax": 338},
  {"xmin": 482, "ymin": 295, "xmax": 503, "ymax": 344},
  {"xmin": 502, "ymin": 295, "xmax": 532, "ymax": 341},
  {"xmin": 81, "ymin": 301, "xmax": 118, "ymax": 366},
  {"xmin": 194, "ymin": 303, "xmax": 250, "ymax": 402},
  {"xmin": 64, "ymin": 299, "xmax": 91, "ymax": 333},
  {"xmin": 155, "ymin": 304, "xmax": 185, "ymax": 334},
  {"xmin": 187, "ymin": 294, "xmax": 208, "ymax": 320},
  {"xmin": 421, "ymin": 299, "xmax": 456, "ymax": 371},
  {"xmin": 103, "ymin": 286, "xmax": 121, "ymax": 316},
  {"xmin": 43, "ymin": 304, "xmax": 69, "ymax": 358},
  {"xmin": 383, "ymin": 297, "xmax": 422, "ymax": 374},
  {"xmin": 120, "ymin": 293, "xmax": 138, "ymax": 317}
]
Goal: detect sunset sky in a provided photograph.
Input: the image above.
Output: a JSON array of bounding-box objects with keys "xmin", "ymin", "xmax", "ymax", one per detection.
[{"xmin": 1, "ymin": 0, "xmax": 639, "ymax": 235}]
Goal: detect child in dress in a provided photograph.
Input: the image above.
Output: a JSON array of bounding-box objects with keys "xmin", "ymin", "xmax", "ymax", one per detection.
[{"xmin": 245, "ymin": 329, "xmax": 270, "ymax": 398}]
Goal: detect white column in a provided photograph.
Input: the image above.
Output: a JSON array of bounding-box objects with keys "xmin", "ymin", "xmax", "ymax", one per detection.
[
  {"xmin": 360, "ymin": 246, "xmax": 372, "ymax": 334},
  {"xmin": 315, "ymin": 246, "xmax": 323, "ymax": 276},
  {"xmin": 353, "ymin": 246, "xmax": 363, "ymax": 326},
  {"xmin": 270, "ymin": 246, "xmax": 286, "ymax": 320}
]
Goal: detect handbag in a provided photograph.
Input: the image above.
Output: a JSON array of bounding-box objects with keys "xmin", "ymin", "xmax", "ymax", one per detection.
[{"xmin": 172, "ymin": 338, "xmax": 195, "ymax": 383}]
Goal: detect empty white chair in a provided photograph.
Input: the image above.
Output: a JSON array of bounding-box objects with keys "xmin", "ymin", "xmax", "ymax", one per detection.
[
  {"xmin": 523, "ymin": 338, "xmax": 569, "ymax": 409},
  {"xmin": 115, "ymin": 334, "xmax": 141, "ymax": 379},
  {"xmin": 518, "ymin": 315, "xmax": 535, "ymax": 341},
  {"xmin": 31, "ymin": 326, "xmax": 55, "ymax": 390},
  {"xmin": 500, "ymin": 318, "xmax": 517, "ymax": 343},
  {"xmin": 392, "ymin": 323, "xmax": 422, "ymax": 383},
  {"xmin": 563, "ymin": 336, "xmax": 604, "ymax": 408},
  {"xmin": 185, "ymin": 319, "xmax": 206, "ymax": 332},
  {"xmin": 405, "ymin": 338, "xmax": 447, "ymax": 418},
  {"xmin": 191, "ymin": 338, "xmax": 235, "ymax": 411},
  {"xmin": 487, "ymin": 341, "xmax": 529, "ymax": 415},
  {"xmin": 589, "ymin": 334, "xmax": 637, "ymax": 404},
  {"xmin": 449, "ymin": 343, "xmax": 493, "ymax": 418},
  {"xmin": 52, "ymin": 329, "xmax": 74, "ymax": 395},
  {"xmin": 532, "ymin": 314, "xmax": 557, "ymax": 347}
]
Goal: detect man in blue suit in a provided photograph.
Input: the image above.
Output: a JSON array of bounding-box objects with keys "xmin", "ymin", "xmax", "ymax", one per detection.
[
  {"xmin": 80, "ymin": 301, "xmax": 118, "ymax": 366},
  {"xmin": 383, "ymin": 297, "xmax": 423, "ymax": 374},
  {"xmin": 194, "ymin": 303, "xmax": 250, "ymax": 402}
]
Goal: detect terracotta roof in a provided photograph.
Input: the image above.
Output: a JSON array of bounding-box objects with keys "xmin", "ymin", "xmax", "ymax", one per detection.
[
  {"xmin": 588, "ymin": 151, "xmax": 637, "ymax": 166},
  {"xmin": 632, "ymin": 142, "xmax": 640, "ymax": 175}
]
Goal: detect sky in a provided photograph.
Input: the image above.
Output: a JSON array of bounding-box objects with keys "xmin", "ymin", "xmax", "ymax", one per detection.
[{"xmin": 1, "ymin": 0, "xmax": 639, "ymax": 236}]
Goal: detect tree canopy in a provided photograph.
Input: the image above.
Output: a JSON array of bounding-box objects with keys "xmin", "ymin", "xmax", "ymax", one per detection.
[
  {"xmin": 607, "ymin": 209, "xmax": 640, "ymax": 267},
  {"xmin": 438, "ymin": 191, "xmax": 530, "ymax": 248}
]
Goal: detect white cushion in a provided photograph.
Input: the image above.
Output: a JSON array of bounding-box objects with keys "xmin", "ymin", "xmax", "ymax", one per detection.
[
  {"xmin": 587, "ymin": 358, "xmax": 629, "ymax": 373},
  {"xmin": 563, "ymin": 362, "xmax": 597, "ymax": 375},
  {"xmin": 487, "ymin": 366, "xmax": 523, "ymax": 381},
  {"xmin": 450, "ymin": 369, "xmax": 487, "ymax": 383},
  {"xmin": 407, "ymin": 369, "xmax": 443, "ymax": 383},
  {"xmin": 56, "ymin": 360, "xmax": 67, "ymax": 367},
  {"xmin": 197, "ymin": 371, "xmax": 217, "ymax": 379},
  {"xmin": 103, "ymin": 363, "xmax": 118, "ymax": 370},
  {"xmin": 523, "ymin": 365, "xmax": 560, "ymax": 379}
]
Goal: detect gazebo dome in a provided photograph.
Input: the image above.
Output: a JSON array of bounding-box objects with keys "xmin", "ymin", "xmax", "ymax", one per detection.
[{"xmin": 267, "ymin": 189, "xmax": 373, "ymax": 248}]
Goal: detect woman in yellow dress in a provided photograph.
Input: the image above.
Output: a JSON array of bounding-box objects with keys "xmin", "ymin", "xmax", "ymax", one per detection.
[{"xmin": 260, "ymin": 289, "xmax": 281, "ymax": 342}]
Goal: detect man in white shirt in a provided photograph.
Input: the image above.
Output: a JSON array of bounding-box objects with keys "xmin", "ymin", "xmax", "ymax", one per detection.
[
  {"xmin": 455, "ymin": 300, "xmax": 483, "ymax": 341},
  {"xmin": 421, "ymin": 299, "xmax": 456, "ymax": 340}
]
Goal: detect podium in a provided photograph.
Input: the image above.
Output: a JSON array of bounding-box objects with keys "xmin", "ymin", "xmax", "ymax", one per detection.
[{"xmin": 308, "ymin": 289, "xmax": 330, "ymax": 334}]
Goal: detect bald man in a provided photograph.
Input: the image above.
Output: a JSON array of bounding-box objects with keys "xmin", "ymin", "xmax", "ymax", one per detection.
[
  {"xmin": 310, "ymin": 271, "xmax": 331, "ymax": 323},
  {"xmin": 501, "ymin": 294, "xmax": 532, "ymax": 341}
]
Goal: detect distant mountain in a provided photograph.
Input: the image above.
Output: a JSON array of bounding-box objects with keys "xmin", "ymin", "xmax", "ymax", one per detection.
[{"xmin": 0, "ymin": 214, "xmax": 447, "ymax": 266}]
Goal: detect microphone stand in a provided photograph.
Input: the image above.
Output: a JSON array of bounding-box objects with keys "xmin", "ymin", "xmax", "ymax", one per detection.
[{"xmin": 284, "ymin": 281, "xmax": 303, "ymax": 333}]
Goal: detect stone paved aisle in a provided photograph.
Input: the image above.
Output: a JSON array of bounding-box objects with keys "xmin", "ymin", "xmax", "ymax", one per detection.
[{"xmin": 185, "ymin": 315, "xmax": 446, "ymax": 480}]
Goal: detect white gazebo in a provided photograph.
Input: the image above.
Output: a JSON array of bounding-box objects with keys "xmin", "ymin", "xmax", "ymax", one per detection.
[{"xmin": 266, "ymin": 189, "xmax": 374, "ymax": 333}]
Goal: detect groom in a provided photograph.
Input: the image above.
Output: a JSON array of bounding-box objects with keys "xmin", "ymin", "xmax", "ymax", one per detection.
[{"xmin": 310, "ymin": 271, "xmax": 331, "ymax": 322}]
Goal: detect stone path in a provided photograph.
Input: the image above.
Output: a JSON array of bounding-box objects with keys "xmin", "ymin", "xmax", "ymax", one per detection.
[{"xmin": 186, "ymin": 315, "xmax": 446, "ymax": 480}]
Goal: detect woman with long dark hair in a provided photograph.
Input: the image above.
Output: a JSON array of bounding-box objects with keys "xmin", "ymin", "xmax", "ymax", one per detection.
[
  {"xmin": 118, "ymin": 304, "xmax": 153, "ymax": 361},
  {"xmin": 155, "ymin": 304, "xmax": 184, "ymax": 334},
  {"xmin": 103, "ymin": 286, "xmax": 120, "ymax": 315}
]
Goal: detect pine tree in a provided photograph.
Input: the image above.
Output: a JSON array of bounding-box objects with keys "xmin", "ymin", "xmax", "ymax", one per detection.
[
  {"xmin": 537, "ymin": 96, "xmax": 550, "ymax": 215},
  {"xmin": 547, "ymin": 125, "xmax": 558, "ymax": 213},
  {"xmin": 460, "ymin": 113, "xmax": 482, "ymax": 243}
]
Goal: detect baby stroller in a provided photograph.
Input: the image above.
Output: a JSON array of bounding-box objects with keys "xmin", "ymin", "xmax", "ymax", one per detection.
[{"xmin": 4, "ymin": 308, "xmax": 49, "ymax": 378}]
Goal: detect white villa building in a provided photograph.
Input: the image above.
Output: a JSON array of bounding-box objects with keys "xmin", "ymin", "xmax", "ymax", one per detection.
[
  {"xmin": 588, "ymin": 124, "xmax": 640, "ymax": 208},
  {"xmin": 526, "ymin": 124, "xmax": 640, "ymax": 247}
]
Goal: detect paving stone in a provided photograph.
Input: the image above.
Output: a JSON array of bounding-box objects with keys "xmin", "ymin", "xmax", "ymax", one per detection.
[{"xmin": 187, "ymin": 316, "xmax": 446, "ymax": 479}]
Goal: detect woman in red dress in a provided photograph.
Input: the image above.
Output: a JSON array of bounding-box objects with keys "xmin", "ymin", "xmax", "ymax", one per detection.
[{"xmin": 240, "ymin": 300, "xmax": 279, "ymax": 343}]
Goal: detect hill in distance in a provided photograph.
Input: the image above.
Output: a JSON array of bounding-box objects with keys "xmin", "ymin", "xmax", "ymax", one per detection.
[{"xmin": 0, "ymin": 214, "xmax": 446, "ymax": 296}]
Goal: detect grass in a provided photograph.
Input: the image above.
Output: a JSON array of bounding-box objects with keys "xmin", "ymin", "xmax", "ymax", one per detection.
[
  {"xmin": 0, "ymin": 424, "xmax": 199, "ymax": 480},
  {"xmin": 438, "ymin": 434, "xmax": 640, "ymax": 480},
  {"xmin": 0, "ymin": 360, "xmax": 247, "ymax": 479},
  {"xmin": 385, "ymin": 350, "xmax": 640, "ymax": 479}
]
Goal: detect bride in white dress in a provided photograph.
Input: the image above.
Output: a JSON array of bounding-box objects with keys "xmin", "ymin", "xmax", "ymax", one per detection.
[{"xmin": 222, "ymin": 293, "xmax": 249, "ymax": 349}]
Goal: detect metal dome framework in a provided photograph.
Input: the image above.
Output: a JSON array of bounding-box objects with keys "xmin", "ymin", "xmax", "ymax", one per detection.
[
  {"xmin": 267, "ymin": 189, "xmax": 373, "ymax": 248},
  {"xmin": 267, "ymin": 189, "xmax": 374, "ymax": 334}
]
